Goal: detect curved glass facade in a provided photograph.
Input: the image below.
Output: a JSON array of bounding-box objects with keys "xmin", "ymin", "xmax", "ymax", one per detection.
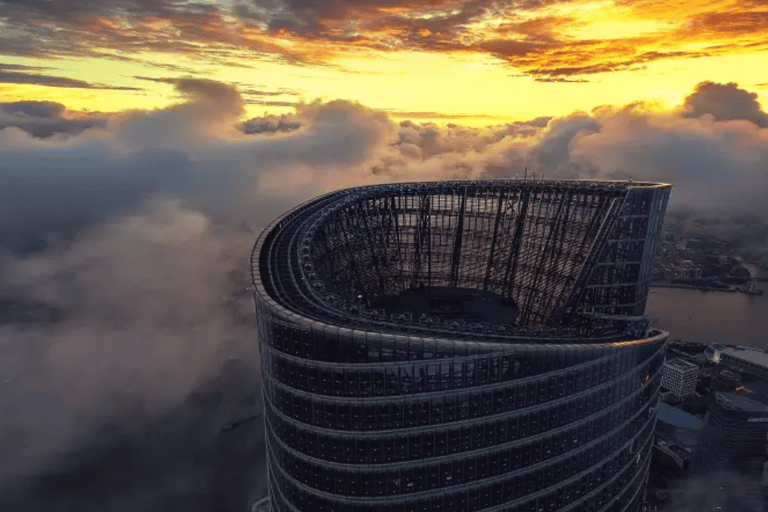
[{"xmin": 252, "ymin": 180, "xmax": 671, "ymax": 512}]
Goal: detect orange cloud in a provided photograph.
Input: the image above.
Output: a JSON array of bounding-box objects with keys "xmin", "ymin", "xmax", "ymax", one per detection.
[
  {"xmin": 142, "ymin": 17, "xmax": 171, "ymax": 31},
  {"xmin": 2, "ymin": 0, "xmax": 767, "ymax": 83},
  {"xmin": 90, "ymin": 16, "xmax": 129, "ymax": 35}
]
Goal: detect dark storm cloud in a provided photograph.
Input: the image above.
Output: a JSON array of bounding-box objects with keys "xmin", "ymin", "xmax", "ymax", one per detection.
[{"xmin": 681, "ymin": 81, "xmax": 768, "ymax": 128}]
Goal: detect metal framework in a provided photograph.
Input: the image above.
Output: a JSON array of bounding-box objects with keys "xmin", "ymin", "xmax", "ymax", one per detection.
[{"xmin": 251, "ymin": 179, "xmax": 671, "ymax": 512}]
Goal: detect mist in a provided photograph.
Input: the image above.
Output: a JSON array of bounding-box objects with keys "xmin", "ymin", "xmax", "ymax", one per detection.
[{"xmin": 1, "ymin": 78, "xmax": 767, "ymax": 510}]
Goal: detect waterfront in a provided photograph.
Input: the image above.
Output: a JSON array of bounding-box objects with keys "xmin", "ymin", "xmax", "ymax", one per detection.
[{"xmin": 647, "ymin": 285, "xmax": 768, "ymax": 349}]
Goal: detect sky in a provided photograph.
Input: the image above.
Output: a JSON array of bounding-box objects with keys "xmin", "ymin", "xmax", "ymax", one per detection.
[
  {"xmin": 2, "ymin": 1, "xmax": 768, "ymax": 511},
  {"xmin": 1, "ymin": 0, "xmax": 767, "ymax": 124}
]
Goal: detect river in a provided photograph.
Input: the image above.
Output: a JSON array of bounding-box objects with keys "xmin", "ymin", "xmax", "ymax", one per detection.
[{"xmin": 646, "ymin": 284, "xmax": 768, "ymax": 349}]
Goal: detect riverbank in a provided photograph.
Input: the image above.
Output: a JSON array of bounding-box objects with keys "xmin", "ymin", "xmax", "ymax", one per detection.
[
  {"xmin": 651, "ymin": 281, "xmax": 764, "ymax": 295},
  {"xmin": 651, "ymin": 282, "xmax": 737, "ymax": 292}
]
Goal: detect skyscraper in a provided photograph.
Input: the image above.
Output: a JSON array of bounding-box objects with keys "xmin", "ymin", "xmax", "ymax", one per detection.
[
  {"xmin": 693, "ymin": 391, "xmax": 768, "ymax": 474},
  {"xmin": 251, "ymin": 180, "xmax": 671, "ymax": 512}
]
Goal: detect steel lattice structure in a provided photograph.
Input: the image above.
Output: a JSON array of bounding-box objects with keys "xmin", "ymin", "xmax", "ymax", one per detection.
[{"xmin": 251, "ymin": 179, "xmax": 671, "ymax": 512}]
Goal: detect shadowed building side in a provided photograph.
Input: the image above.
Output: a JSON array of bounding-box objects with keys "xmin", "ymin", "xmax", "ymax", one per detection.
[
  {"xmin": 692, "ymin": 392, "xmax": 768, "ymax": 475},
  {"xmin": 251, "ymin": 180, "xmax": 671, "ymax": 512}
]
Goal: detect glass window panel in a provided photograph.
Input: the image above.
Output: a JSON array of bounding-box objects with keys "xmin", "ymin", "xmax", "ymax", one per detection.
[{"xmin": 346, "ymin": 369, "xmax": 359, "ymax": 397}]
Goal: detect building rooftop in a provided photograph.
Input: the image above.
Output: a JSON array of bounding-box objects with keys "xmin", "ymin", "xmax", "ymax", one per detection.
[
  {"xmin": 721, "ymin": 346, "xmax": 768, "ymax": 369},
  {"xmin": 665, "ymin": 358, "xmax": 698, "ymax": 371},
  {"xmin": 714, "ymin": 392, "xmax": 768, "ymax": 413},
  {"xmin": 657, "ymin": 403, "xmax": 703, "ymax": 431},
  {"xmin": 376, "ymin": 286, "xmax": 519, "ymax": 325}
]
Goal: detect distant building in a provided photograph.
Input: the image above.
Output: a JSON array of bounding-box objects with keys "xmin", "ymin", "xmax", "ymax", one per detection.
[
  {"xmin": 692, "ymin": 392, "xmax": 768, "ymax": 474},
  {"xmin": 711, "ymin": 368, "xmax": 742, "ymax": 394},
  {"xmin": 673, "ymin": 260, "xmax": 702, "ymax": 280},
  {"xmin": 661, "ymin": 359, "xmax": 698, "ymax": 400},
  {"xmin": 719, "ymin": 346, "xmax": 768, "ymax": 379},
  {"xmin": 704, "ymin": 343, "xmax": 725, "ymax": 363}
]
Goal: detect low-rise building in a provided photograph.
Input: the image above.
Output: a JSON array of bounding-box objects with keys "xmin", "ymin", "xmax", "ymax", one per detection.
[
  {"xmin": 662, "ymin": 358, "xmax": 699, "ymax": 400},
  {"xmin": 673, "ymin": 260, "xmax": 703, "ymax": 280},
  {"xmin": 720, "ymin": 346, "xmax": 768, "ymax": 380}
]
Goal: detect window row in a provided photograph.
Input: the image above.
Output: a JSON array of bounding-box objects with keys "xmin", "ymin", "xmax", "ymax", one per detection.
[
  {"xmin": 269, "ymin": 407, "xmax": 655, "ymax": 497},
  {"xmin": 264, "ymin": 346, "xmax": 637, "ymax": 398},
  {"xmin": 271, "ymin": 468, "xmax": 645, "ymax": 512},
  {"xmin": 267, "ymin": 391, "xmax": 650, "ymax": 465},
  {"xmin": 268, "ymin": 429, "xmax": 652, "ymax": 512},
  {"xmin": 261, "ymin": 313, "xmax": 634, "ymax": 365},
  {"xmin": 263, "ymin": 364, "xmax": 650, "ymax": 432}
]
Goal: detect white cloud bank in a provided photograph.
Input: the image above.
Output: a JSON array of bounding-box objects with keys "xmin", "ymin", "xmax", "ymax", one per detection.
[{"xmin": 1, "ymin": 78, "xmax": 767, "ymax": 509}]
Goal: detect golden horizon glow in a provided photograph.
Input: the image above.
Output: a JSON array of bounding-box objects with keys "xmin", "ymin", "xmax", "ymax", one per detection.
[{"xmin": 0, "ymin": 0, "xmax": 767, "ymax": 125}]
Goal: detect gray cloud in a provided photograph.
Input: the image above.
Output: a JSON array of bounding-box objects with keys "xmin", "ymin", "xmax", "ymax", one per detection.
[
  {"xmin": 568, "ymin": 100, "xmax": 768, "ymax": 214},
  {"xmin": 0, "ymin": 80, "xmax": 401, "ymax": 510},
  {"xmin": 681, "ymin": 80, "xmax": 768, "ymax": 127},
  {"xmin": 0, "ymin": 101, "xmax": 108, "ymax": 138},
  {"xmin": 1, "ymin": 100, "xmax": 65, "ymax": 118},
  {"xmin": 241, "ymin": 113, "xmax": 303, "ymax": 134}
]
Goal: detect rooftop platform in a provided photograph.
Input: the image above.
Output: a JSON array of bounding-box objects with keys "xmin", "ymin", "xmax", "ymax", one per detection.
[
  {"xmin": 657, "ymin": 403, "xmax": 703, "ymax": 431},
  {"xmin": 721, "ymin": 346, "xmax": 768, "ymax": 369},
  {"xmin": 376, "ymin": 286, "xmax": 519, "ymax": 325},
  {"xmin": 714, "ymin": 391, "xmax": 768, "ymax": 413},
  {"xmin": 665, "ymin": 358, "xmax": 698, "ymax": 371}
]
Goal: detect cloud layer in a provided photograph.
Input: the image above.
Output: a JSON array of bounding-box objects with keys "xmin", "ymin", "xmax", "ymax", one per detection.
[{"xmin": 1, "ymin": 78, "xmax": 768, "ymax": 510}]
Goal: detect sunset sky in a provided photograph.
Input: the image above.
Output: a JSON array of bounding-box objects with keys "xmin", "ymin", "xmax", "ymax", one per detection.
[
  {"xmin": 4, "ymin": 2, "xmax": 768, "ymax": 509},
  {"xmin": 2, "ymin": 0, "xmax": 767, "ymax": 124}
]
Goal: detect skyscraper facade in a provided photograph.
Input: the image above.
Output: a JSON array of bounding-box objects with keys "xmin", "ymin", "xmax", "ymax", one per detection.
[
  {"xmin": 693, "ymin": 391, "xmax": 768, "ymax": 474},
  {"xmin": 251, "ymin": 180, "xmax": 671, "ymax": 512}
]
